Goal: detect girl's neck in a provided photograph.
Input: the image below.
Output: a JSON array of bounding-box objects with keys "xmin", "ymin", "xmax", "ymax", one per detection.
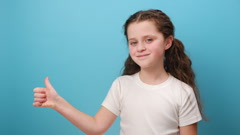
[{"xmin": 139, "ymin": 68, "xmax": 169, "ymax": 85}]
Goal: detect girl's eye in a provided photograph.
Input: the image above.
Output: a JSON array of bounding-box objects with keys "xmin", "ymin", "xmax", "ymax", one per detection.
[
  {"xmin": 129, "ymin": 41, "xmax": 137, "ymax": 46},
  {"xmin": 146, "ymin": 38, "xmax": 153, "ymax": 43}
]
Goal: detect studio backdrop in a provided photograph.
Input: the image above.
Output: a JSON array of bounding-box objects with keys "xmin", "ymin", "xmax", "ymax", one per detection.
[{"xmin": 1, "ymin": 0, "xmax": 240, "ymax": 135}]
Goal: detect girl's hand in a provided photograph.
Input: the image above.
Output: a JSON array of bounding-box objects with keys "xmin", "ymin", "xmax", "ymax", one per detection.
[{"xmin": 33, "ymin": 77, "xmax": 59, "ymax": 108}]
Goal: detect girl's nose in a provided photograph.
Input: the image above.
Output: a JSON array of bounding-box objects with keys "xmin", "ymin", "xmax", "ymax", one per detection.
[{"xmin": 137, "ymin": 43, "xmax": 146, "ymax": 52}]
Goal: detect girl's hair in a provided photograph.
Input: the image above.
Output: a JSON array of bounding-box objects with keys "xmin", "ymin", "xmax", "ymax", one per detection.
[{"xmin": 122, "ymin": 9, "xmax": 205, "ymax": 120}]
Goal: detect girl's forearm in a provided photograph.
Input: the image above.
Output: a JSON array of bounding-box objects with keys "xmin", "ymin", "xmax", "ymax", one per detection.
[{"xmin": 53, "ymin": 96, "xmax": 103, "ymax": 135}]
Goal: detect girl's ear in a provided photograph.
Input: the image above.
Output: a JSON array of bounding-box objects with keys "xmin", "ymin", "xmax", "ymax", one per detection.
[{"xmin": 165, "ymin": 35, "xmax": 173, "ymax": 50}]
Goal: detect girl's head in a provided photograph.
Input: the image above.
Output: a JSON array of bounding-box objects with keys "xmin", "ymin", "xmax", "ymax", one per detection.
[{"xmin": 123, "ymin": 9, "xmax": 174, "ymax": 75}]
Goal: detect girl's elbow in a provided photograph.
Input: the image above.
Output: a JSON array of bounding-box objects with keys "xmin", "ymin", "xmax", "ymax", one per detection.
[{"xmin": 85, "ymin": 126, "xmax": 107, "ymax": 135}]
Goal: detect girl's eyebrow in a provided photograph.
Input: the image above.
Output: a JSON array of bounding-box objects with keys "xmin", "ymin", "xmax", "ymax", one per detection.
[
  {"xmin": 128, "ymin": 38, "xmax": 136, "ymax": 41},
  {"xmin": 128, "ymin": 34, "xmax": 156, "ymax": 40},
  {"xmin": 144, "ymin": 34, "xmax": 156, "ymax": 37}
]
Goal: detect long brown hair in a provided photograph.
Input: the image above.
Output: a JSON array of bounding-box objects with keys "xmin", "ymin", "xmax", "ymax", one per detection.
[{"xmin": 122, "ymin": 9, "xmax": 205, "ymax": 120}]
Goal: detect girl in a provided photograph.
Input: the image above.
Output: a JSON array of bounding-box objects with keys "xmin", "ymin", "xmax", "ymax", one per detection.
[{"xmin": 33, "ymin": 9, "xmax": 203, "ymax": 135}]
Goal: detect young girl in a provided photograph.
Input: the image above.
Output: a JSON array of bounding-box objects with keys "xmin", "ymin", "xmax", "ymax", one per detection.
[{"xmin": 33, "ymin": 9, "xmax": 203, "ymax": 135}]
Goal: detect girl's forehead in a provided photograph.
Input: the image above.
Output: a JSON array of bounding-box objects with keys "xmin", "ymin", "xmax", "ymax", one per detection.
[{"xmin": 127, "ymin": 21, "xmax": 159, "ymax": 38}]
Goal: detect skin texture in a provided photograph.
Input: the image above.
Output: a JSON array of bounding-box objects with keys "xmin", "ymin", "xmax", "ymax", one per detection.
[{"xmin": 33, "ymin": 20, "xmax": 198, "ymax": 135}]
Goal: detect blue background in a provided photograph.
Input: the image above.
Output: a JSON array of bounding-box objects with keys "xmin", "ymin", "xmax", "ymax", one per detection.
[{"xmin": 1, "ymin": 0, "xmax": 240, "ymax": 134}]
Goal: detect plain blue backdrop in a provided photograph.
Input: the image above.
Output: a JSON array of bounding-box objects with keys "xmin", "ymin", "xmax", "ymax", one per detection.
[{"xmin": 1, "ymin": 0, "xmax": 240, "ymax": 134}]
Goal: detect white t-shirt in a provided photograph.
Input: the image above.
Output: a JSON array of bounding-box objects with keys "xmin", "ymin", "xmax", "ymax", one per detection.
[{"xmin": 102, "ymin": 72, "xmax": 202, "ymax": 135}]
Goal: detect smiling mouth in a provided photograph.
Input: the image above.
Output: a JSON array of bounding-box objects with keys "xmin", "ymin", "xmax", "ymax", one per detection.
[{"xmin": 137, "ymin": 54, "xmax": 149, "ymax": 57}]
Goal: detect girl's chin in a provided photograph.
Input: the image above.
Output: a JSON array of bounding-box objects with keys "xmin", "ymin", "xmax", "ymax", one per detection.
[{"xmin": 138, "ymin": 64, "xmax": 151, "ymax": 69}]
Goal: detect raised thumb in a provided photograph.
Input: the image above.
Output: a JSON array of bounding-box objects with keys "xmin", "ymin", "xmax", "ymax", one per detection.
[{"xmin": 44, "ymin": 77, "xmax": 54, "ymax": 90}]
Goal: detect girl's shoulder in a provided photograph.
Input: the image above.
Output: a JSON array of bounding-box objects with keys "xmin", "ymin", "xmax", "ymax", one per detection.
[{"xmin": 169, "ymin": 75, "xmax": 194, "ymax": 94}]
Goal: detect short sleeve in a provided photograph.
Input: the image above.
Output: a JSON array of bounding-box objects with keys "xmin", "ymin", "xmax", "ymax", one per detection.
[
  {"xmin": 179, "ymin": 86, "xmax": 202, "ymax": 127},
  {"xmin": 102, "ymin": 78, "xmax": 121, "ymax": 116}
]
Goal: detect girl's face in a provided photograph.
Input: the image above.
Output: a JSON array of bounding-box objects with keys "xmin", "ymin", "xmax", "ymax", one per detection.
[{"xmin": 127, "ymin": 21, "xmax": 173, "ymax": 70}]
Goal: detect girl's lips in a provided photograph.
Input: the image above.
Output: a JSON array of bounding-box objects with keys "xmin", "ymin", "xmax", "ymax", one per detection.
[{"xmin": 137, "ymin": 54, "xmax": 149, "ymax": 57}]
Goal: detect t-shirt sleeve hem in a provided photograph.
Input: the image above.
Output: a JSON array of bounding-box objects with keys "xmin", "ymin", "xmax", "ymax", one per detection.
[
  {"xmin": 179, "ymin": 115, "xmax": 202, "ymax": 127},
  {"xmin": 102, "ymin": 102, "xmax": 120, "ymax": 116}
]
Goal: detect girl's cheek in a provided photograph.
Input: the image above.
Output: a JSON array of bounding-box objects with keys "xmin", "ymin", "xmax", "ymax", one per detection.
[{"xmin": 129, "ymin": 48, "xmax": 134, "ymax": 54}]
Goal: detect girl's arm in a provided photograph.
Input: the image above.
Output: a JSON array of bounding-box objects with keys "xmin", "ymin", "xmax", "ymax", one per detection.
[
  {"xmin": 179, "ymin": 123, "xmax": 198, "ymax": 135},
  {"xmin": 33, "ymin": 77, "xmax": 117, "ymax": 135}
]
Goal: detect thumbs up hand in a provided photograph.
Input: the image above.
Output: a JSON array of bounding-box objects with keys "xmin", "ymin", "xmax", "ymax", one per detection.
[{"xmin": 33, "ymin": 77, "xmax": 60, "ymax": 108}]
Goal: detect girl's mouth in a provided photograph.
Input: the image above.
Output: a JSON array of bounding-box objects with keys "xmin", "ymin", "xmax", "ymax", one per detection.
[{"xmin": 137, "ymin": 54, "xmax": 149, "ymax": 57}]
